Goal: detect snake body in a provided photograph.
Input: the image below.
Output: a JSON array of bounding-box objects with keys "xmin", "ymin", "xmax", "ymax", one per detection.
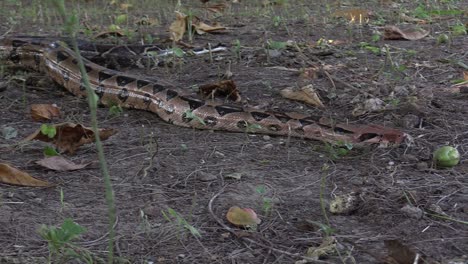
[{"xmin": 0, "ymin": 36, "xmax": 405, "ymax": 145}]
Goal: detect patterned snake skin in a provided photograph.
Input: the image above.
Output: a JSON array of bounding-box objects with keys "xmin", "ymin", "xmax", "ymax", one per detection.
[{"xmin": 0, "ymin": 36, "xmax": 405, "ymax": 145}]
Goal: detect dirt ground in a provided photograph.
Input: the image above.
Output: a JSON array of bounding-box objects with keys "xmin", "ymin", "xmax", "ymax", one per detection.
[{"xmin": 0, "ymin": 0, "xmax": 467, "ymax": 263}]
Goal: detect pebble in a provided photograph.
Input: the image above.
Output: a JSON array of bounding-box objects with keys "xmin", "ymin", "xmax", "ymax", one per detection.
[
  {"xmin": 261, "ymin": 143, "xmax": 274, "ymax": 150},
  {"xmin": 400, "ymin": 204, "xmax": 423, "ymax": 219},
  {"xmin": 416, "ymin": 162, "xmax": 429, "ymax": 171},
  {"xmin": 402, "ymin": 114, "xmax": 421, "ymax": 128},
  {"xmin": 263, "ymin": 135, "xmax": 270, "ymax": 140}
]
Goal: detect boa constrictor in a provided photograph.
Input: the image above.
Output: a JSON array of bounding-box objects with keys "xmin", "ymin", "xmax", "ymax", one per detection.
[{"xmin": 0, "ymin": 36, "xmax": 405, "ymax": 145}]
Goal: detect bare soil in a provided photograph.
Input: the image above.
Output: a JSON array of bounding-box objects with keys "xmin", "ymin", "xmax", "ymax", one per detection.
[{"xmin": 0, "ymin": 1, "xmax": 467, "ymax": 263}]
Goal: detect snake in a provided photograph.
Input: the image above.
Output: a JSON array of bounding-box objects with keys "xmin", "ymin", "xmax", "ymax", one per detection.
[{"xmin": 0, "ymin": 36, "xmax": 406, "ymax": 145}]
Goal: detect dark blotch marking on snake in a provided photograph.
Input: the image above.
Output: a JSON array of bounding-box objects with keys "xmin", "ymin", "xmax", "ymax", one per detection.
[
  {"xmin": 118, "ymin": 88, "xmax": 129, "ymax": 102},
  {"xmin": 143, "ymin": 93, "xmax": 152, "ymax": 105},
  {"xmin": 98, "ymin": 71, "xmax": 113, "ymax": 82},
  {"xmin": 153, "ymin": 84, "xmax": 165, "ymax": 94},
  {"xmin": 299, "ymin": 118, "xmax": 314, "ymax": 127},
  {"xmin": 204, "ymin": 116, "xmax": 218, "ymax": 127},
  {"xmin": 274, "ymin": 113, "xmax": 292, "ymax": 123},
  {"xmin": 137, "ymin": 80, "xmax": 151, "ymax": 89},
  {"xmin": 166, "ymin": 90, "xmax": 178, "ymax": 101},
  {"xmin": 62, "ymin": 70, "xmax": 70, "ymax": 82},
  {"xmin": 215, "ymin": 105, "xmax": 244, "ymax": 116},
  {"xmin": 116, "ymin": 75, "xmax": 136, "ymax": 86},
  {"xmin": 236, "ymin": 121, "xmax": 248, "ymax": 129},
  {"xmin": 95, "ymin": 85, "xmax": 105, "ymax": 98},
  {"xmin": 179, "ymin": 96, "xmax": 205, "ymax": 110},
  {"xmin": 251, "ymin": 111, "xmax": 271, "ymax": 122},
  {"xmin": 56, "ymin": 51, "xmax": 69, "ymax": 63}
]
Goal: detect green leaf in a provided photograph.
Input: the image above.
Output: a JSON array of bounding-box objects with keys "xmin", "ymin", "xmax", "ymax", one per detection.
[
  {"xmin": 115, "ymin": 14, "xmax": 127, "ymax": 25},
  {"xmin": 268, "ymin": 40, "xmax": 287, "ymax": 50},
  {"xmin": 40, "ymin": 124, "xmax": 57, "ymax": 138},
  {"xmin": 172, "ymin": 47, "xmax": 185, "ymax": 58},
  {"xmin": 44, "ymin": 146, "xmax": 59, "ymax": 157}
]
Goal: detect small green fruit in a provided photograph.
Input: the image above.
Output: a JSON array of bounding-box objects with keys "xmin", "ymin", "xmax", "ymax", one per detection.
[{"xmin": 433, "ymin": 146, "xmax": 460, "ymax": 168}]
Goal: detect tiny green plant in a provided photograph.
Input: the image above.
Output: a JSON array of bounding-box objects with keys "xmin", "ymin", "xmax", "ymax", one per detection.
[
  {"xmin": 44, "ymin": 146, "xmax": 59, "ymax": 157},
  {"xmin": 267, "ymin": 40, "xmax": 287, "ymax": 50},
  {"xmin": 39, "ymin": 218, "xmax": 95, "ymax": 263},
  {"xmin": 323, "ymin": 141, "xmax": 353, "ymax": 160},
  {"xmin": 162, "ymin": 207, "xmax": 201, "ymax": 238},
  {"xmin": 255, "ymin": 185, "xmax": 273, "ymax": 216},
  {"xmin": 451, "ymin": 23, "xmax": 467, "ymax": 36},
  {"xmin": 233, "ymin": 39, "xmax": 241, "ymax": 60},
  {"xmin": 108, "ymin": 105, "xmax": 123, "ymax": 117},
  {"xmin": 272, "ymin": 15, "xmax": 282, "ymax": 27},
  {"xmin": 40, "ymin": 124, "xmax": 56, "ymax": 138}
]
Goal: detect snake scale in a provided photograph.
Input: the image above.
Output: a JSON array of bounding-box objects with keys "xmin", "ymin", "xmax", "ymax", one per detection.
[{"xmin": 0, "ymin": 36, "xmax": 405, "ymax": 145}]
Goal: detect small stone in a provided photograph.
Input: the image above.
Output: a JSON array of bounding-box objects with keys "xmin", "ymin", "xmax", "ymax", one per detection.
[
  {"xmin": 428, "ymin": 204, "xmax": 445, "ymax": 215},
  {"xmin": 263, "ymin": 135, "xmax": 270, "ymax": 140},
  {"xmin": 394, "ymin": 85, "xmax": 409, "ymax": 96},
  {"xmin": 197, "ymin": 171, "xmax": 217, "ymax": 182},
  {"xmin": 25, "ymin": 192, "xmax": 37, "ymax": 198},
  {"xmin": 402, "ymin": 154, "xmax": 419, "ymax": 162},
  {"xmin": 402, "ymin": 114, "xmax": 421, "ymax": 128},
  {"xmin": 416, "ymin": 162, "xmax": 429, "ymax": 171},
  {"xmin": 400, "ymin": 204, "xmax": 423, "ymax": 219},
  {"xmin": 267, "ymin": 49, "xmax": 282, "ymax": 58},
  {"xmin": 214, "ymin": 151, "xmax": 225, "ymax": 158},
  {"xmin": 460, "ymin": 86, "xmax": 468, "ymax": 94},
  {"xmin": 261, "ymin": 143, "xmax": 274, "ymax": 150}
]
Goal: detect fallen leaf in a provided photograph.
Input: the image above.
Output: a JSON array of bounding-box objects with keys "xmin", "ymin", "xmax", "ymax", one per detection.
[
  {"xmin": 94, "ymin": 30, "xmax": 125, "ymax": 39},
  {"xmin": 300, "ymin": 66, "xmax": 319, "ymax": 80},
  {"xmin": 332, "ymin": 8, "xmax": 371, "ymax": 23},
  {"xmin": 30, "ymin": 104, "xmax": 61, "ymax": 121},
  {"xmin": 36, "ymin": 156, "xmax": 90, "ymax": 171},
  {"xmin": 0, "ymin": 163, "xmax": 51, "ymax": 187},
  {"xmin": 305, "ymin": 236, "xmax": 337, "ymax": 260},
  {"xmin": 400, "ymin": 13, "xmax": 427, "ymax": 24},
  {"xmin": 226, "ymin": 206, "xmax": 261, "ymax": 227},
  {"xmin": 193, "ymin": 20, "xmax": 226, "ymax": 35},
  {"xmin": 169, "ymin": 11, "xmax": 187, "ymax": 41},
  {"xmin": 205, "ymin": 3, "xmax": 228, "ymax": 13},
  {"xmin": 383, "ymin": 240, "xmax": 433, "ymax": 264},
  {"xmin": 280, "ymin": 85, "xmax": 325, "ymax": 108},
  {"xmin": 383, "ymin": 26, "xmax": 429, "ymax": 40},
  {"xmin": 199, "ymin": 80, "xmax": 240, "ymax": 102},
  {"xmin": 24, "ymin": 122, "xmax": 116, "ymax": 154}
]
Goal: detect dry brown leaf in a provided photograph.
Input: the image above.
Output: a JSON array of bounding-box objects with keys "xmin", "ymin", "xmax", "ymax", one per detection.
[
  {"xmin": 36, "ymin": 156, "xmax": 90, "ymax": 171},
  {"xmin": 383, "ymin": 240, "xmax": 434, "ymax": 264},
  {"xmin": 400, "ymin": 13, "xmax": 427, "ymax": 24},
  {"xmin": 383, "ymin": 26, "xmax": 429, "ymax": 40},
  {"xmin": 226, "ymin": 206, "xmax": 261, "ymax": 227},
  {"xmin": 193, "ymin": 20, "xmax": 226, "ymax": 35},
  {"xmin": 280, "ymin": 85, "xmax": 325, "ymax": 108},
  {"xmin": 332, "ymin": 8, "xmax": 371, "ymax": 23},
  {"xmin": 199, "ymin": 80, "xmax": 240, "ymax": 102},
  {"xmin": 94, "ymin": 30, "xmax": 125, "ymax": 39},
  {"xmin": 300, "ymin": 66, "xmax": 320, "ymax": 80},
  {"xmin": 30, "ymin": 104, "xmax": 61, "ymax": 121},
  {"xmin": 205, "ymin": 3, "xmax": 228, "ymax": 13},
  {"xmin": 0, "ymin": 163, "xmax": 51, "ymax": 187},
  {"xmin": 169, "ymin": 11, "xmax": 187, "ymax": 41},
  {"xmin": 24, "ymin": 122, "xmax": 116, "ymax": 154}
]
